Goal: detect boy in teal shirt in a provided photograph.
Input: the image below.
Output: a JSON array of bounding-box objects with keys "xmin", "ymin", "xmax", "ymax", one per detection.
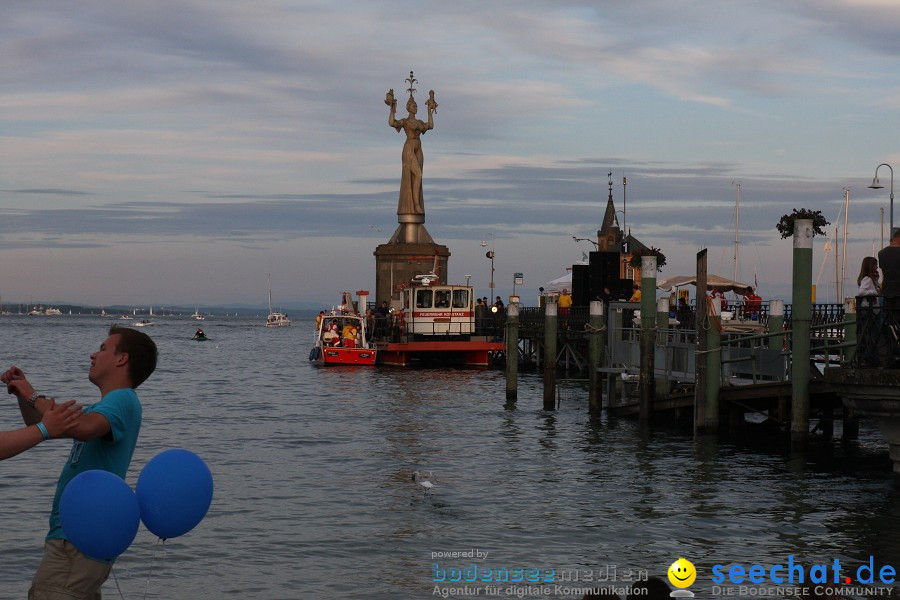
[{"xmin": 2, "ymin": 325, "xmax": 157, "ymax": 599}]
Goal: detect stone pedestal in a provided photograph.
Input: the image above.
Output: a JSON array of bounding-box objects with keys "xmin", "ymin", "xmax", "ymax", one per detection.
[{"xmin": 374, "ymin": 242, "xmax": 450, "ymax": 307}]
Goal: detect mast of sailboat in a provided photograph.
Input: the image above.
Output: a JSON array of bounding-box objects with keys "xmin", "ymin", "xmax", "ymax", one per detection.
[
  {"xmin": 840, "ymin": 187, "xmax": 850, "ymax": 302},
  {"xmin": 732, "ymin": 181, "xmax": 741, "ymax": 298},
  {"xmin": 268, "ymin": 274, "xmax": 273, "ymax": 314},
  {"xmin": 834, "ymin": 224, "xmax": 840, "ymax": 304}
]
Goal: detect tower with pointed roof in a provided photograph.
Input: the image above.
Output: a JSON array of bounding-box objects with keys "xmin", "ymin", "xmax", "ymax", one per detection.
[{"xmin": 594, "ymin": 173, "xmax": 647, "ymax": 283}]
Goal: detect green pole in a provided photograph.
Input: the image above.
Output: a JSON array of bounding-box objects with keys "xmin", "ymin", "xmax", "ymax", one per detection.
[
  {"xmin": 543, "ymin": 300, "xmax": 558, "ymax": 411},
  {"xmin": 639, "ymin": 256, "xmax": 657, "ymax": 424},
  {"xmin": 656, "ymin": 297, "xmax": 669, "ymax": 345},
  {"xmin": 607, "ymin": 304, "xmax": 623, "ymax": 405},
  {"xmin": 791, "ymin": 219, "xmax": 813, "ymax": 449},
  {"xmin": 656, "ymin": 297, "xmax": 670, "ymax": 398},
  {"xmin": 505, "ymin": 303, "xmax": 519, "ymax": 403},
  {"xmin": 588, "ymin": 300, "xmax": 606, "ymax": 416}
]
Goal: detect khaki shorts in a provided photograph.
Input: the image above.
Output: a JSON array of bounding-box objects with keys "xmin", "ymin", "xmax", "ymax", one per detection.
[{"xmin": 29, "ymin": 539, "xmax": 112, "ymax": 600}]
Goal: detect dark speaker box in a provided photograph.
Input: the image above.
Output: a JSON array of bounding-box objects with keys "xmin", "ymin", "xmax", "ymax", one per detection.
[{"xmin": 572, "ymin": 264, "xmax": 590, "ymax": 306}]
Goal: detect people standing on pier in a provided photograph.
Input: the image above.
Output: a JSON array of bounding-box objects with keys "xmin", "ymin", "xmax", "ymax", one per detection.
[
  {"xmin": 558, "ymin": 288, "xmax": 573, "ymax": 329},
  {"xmin": 629, "ymin": 284, "xmax": 642, "ymax": 302},
  {"xmin": 1, "ymin": 324, "xmax": 157, "ymax": 599},
  {"xmin": 374, "ymin": 301, "xmax": 390, "ymax": 338},
  {"xmin": 857, "ymin": 256, "xmax": 881, "ymax": 298},
  {"xmin": 878, "ymin": 229, "xmax": 900, "ymax": 303},
  {"xmin": 596, "ymin": 286, "xmax": 612, "ymax": 305},
  {"xmin": 878, "ymin": 229, "xmax": 900, "ymax": 363},
  {"xmin": 743, "ymin": 287, "xmax": 762, "ymax": 318},
  {"xmin": 710, "ymin": 288, "xmax": 726, "ymax": 311},
  {"xmin": 365, "ymin": 309, "xmax": 375, "ymax": 342}
]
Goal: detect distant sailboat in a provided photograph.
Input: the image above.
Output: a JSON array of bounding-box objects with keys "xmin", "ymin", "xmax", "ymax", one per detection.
[
  {"xmin": 192, "ymin": 307, "xmax": 205, "ymax": 321},
  {"xmin": 266, "ymin": 274, "xmax": 291, "ymax": 328}
]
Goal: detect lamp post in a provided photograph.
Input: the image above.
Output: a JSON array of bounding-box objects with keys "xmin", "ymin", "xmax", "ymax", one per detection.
[
  {"xmin": 572, "ymin": 236, "xmax": 599, "ymax": 249},
  {"xmin": 481, "ymin": 234, "xmax": 495, "ymax": 301},
  {"xmin": 869, "ymin": 163, "xmax": 894, "ymax": 237}
]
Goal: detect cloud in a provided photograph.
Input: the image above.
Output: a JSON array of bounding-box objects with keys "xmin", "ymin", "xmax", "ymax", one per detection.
[{"xmin": 1, "ymin": 0, "xmax": 898, "ymax": 305}]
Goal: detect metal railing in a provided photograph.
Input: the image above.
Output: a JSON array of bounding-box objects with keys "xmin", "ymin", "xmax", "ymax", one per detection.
[{"xmin": 852, "ymin": 298, "xmax": 900, "ymax": 368}]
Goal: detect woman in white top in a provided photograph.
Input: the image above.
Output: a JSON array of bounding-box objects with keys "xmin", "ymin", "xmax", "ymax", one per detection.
[{"xmin": 857, "ymin": 256, "xmax": 881, "ymax": 296}]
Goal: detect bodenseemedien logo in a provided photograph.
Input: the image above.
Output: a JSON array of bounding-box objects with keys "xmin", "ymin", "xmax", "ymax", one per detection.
[{"xmin": 667, "ymin": 558, "xmax": 696, "ymax": 598}]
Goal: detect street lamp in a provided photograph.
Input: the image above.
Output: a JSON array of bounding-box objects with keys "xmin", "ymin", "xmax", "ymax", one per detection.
[
  {"xmin": 869, "ymin": 163, "xmax": 894, "ymax": 237},
  {"xmin": 481, "ymin": 234, "xmax": 495, "ymax": 301},
  {"xmin": 572, "ymin": 235, "xmax": 599, "ymax": 249}
]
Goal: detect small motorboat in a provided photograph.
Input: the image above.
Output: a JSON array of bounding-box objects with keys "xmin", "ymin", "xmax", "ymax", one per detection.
[{"xmin": 310, "ymin": 294, "xmax": 376, "ymax": 366}]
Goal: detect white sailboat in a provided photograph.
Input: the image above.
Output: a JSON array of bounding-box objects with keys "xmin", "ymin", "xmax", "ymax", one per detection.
[
  {"xmin": 192, "ymin": 307, "xmax": 205, "ymax": 321},
  {"xmin": 266, "ymin": 274, "xmax": 291, "ymax": 328}
]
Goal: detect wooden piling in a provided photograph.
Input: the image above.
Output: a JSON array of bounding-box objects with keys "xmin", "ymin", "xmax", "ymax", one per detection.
[
  {"xmin": 704, "ymin": 297, "xmax": 722, "ymax": 433},
  {"xmin": 505, "ymin": 303, "xmax": 519, "ymax": 403},
  {"xmin": 588, "ymin": 300, "xmax": 606, "ymax": 416},
  {"xmin": 543, "ymin": 300, "xmax": 557, "ymax": 411},
  {"xmin": 841, "ymin": 298, "xmax": 859, "ymax": 440},
  {"xmin": 694, "ymin": 249, "xmax": 713, "ymax": 435},
  {"xmin": 639, "ymin": 255, "xmax": 657, "ymax": 424},
  {"xmin": 791, "ymin": 219, "xmax": 814, "ymax": 449}
]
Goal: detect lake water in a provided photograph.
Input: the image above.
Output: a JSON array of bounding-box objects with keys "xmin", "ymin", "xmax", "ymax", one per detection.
[{"xmin": 1, "ymin": 315, "xmax": 898, "ymax": 599}]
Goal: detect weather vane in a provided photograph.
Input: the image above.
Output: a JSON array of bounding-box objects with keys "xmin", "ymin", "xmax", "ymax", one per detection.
[{"xmin": 406, "ymin": 70, "xmax": 418, "ymax": 98}]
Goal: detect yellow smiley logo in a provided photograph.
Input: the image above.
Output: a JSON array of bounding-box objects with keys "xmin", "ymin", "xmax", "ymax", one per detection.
[{"xmin": 667, "ymin": 558, "xmax": 696, "ymax": 588}]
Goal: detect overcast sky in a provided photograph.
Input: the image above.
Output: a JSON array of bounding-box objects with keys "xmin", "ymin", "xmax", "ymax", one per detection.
[{"xmin": 3, "ymin": 0, "xmax": 899, "ymax": 308}]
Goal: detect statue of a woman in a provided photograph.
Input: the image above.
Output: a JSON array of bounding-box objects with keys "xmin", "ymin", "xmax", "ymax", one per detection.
[{"xmin": 386, "ymin": 88, "xmax": 436, "ymax": 216}]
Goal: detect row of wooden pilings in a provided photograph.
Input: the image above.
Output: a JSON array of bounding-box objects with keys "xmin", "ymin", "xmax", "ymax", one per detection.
[{"xmin": 503, "ymin": 219, "xmax": 830, "ymax": 446}]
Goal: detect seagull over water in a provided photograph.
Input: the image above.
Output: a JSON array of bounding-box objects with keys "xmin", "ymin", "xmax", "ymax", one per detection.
[{"xmin": 412, "ymin": 470, "xmax": 435, "ymax": 491}]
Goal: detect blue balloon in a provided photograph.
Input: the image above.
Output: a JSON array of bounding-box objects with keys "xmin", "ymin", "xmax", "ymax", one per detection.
[
  {"xmin": 137, "ymin": 449, "xmax": 213, "ymax": 539},
  {"xmin": 60, "ymin": 470, "xmax": 140, "ymax": 560}
]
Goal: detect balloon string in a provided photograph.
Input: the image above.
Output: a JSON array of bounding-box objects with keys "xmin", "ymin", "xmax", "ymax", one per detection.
[
  {"xmin": 110, "ymin": 565, "xmax": 126, "ymax": 600},
  {"xmin": 142, "ymin": 538, "xmax": 168, "ymax": 600}
]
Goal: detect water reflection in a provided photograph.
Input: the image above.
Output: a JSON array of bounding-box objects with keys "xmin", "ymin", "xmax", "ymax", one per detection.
[{"xmin": 0, "ymin": 316, "xmax": 898, "ymax": 598}]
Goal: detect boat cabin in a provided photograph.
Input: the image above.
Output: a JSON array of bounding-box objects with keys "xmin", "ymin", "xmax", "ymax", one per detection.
[{"xmin": 400, "ymin": 284, "xmax": 475, "ymax": 336}]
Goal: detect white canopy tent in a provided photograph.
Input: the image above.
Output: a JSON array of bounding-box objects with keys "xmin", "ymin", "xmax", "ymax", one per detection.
[
  {"xmin": 544, "ymin": 272, "xmax": 572, "ymax": 294},
  {"xmin": 657, "ymin": 274, "xmax": 754, "ymax": 295}
]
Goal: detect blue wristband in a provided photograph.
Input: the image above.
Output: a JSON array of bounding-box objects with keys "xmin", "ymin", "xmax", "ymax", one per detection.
[{"xmin": 36, "ymin": 422, "xmax": 50, "ymax": 441}]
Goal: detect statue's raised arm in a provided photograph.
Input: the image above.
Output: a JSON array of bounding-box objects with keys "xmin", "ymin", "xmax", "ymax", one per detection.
[
  {"xmin": 385, "ymin": 89, "xmax": 398, "ymax": 128},
  {"xmin": 424, "ymin": 90, "xmax": 437, "ymax": 132}
]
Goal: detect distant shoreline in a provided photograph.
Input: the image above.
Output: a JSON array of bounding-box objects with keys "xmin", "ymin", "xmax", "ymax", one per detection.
[{"xmin": 0, "ymin": 305, "xmax": 324, "ymax": 318}]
